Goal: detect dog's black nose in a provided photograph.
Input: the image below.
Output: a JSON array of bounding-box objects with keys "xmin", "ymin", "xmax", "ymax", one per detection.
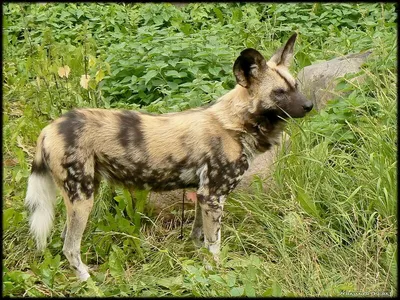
[{"xmin": 303, "ymin": 101, "xmax": 313, "ymax": 112}]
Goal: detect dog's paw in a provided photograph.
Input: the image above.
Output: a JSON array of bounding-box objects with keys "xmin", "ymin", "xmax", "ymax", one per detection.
[
  {"xmin": 190, "ymin": 229, "xmax": 204, "ymax": 248},
  {"xmin": 75, "ymin": 264, "xmax": 90, "ymax": 281},
  {"xmin": 191, "ymin": 237, "xmax": 204, "ymax": 248},
  {"xmin": 77, "ymin": 270, "xmax": 90, "ymax": 281}
]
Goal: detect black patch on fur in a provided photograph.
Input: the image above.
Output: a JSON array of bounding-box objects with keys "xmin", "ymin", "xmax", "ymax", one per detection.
[
  {"xmin": 197, "ymin": 137, "xmax": 249, "ymax": 196},
  {"xmin": 214, "ymin": 226, "xmax": 220, "ymax": 241},
  {"xmin": 197, "ymin": 194, "xmax": 206, "ymax": 204},
  {"xmin": 244, "ymin": 105, "xmax": 283, "ymax": 152},
  {"xmin": 31, "ymin": 160, "xmax": 47, "ymax": 175},
  {"xmin": 212, "ymin": 214, "xmax": 221, "ymax": 223},
  {"xmin": 62, "ymin": 158, "xmax": 94, "ymax": 203},
  {"xmin": 94, "ymin": 150, "xmax": 201, "ymax": 192},
  {"xmin": 233, "ymin": 48, "xmax": 266, "ymax": 88},
  {"xmin": 58, "ymin": 110, "xmax": 86, "ymax": 148},
  {"xmin": 118, "ymin": 110, "xmax": 144, "ymax": 148},
  {"xmin": 31, "ymin": 137, "xmax": 49, "ymax": 175},
  {"xmin": 42, "ymin": 144, "xmax": 50, "ymax": 164}
]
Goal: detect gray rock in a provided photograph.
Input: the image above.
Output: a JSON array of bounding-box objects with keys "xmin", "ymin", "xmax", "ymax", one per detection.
[
  {"xmin": 297, "ymin": 51, "xmax": 372, "ymax": 111},
  {"xmin": 171, "ymin": 3, "xmax": 188, "ymax": 8}
]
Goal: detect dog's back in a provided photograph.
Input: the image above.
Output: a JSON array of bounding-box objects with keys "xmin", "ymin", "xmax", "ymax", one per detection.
[{"xmin": 36, "ymin": 106, "xmax": 244, "ymax": 193}]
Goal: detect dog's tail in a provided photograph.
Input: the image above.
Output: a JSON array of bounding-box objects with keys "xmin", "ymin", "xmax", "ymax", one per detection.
[{"xmin": 25, "ymin": 131, "xmax": 57, "ymax": 252}]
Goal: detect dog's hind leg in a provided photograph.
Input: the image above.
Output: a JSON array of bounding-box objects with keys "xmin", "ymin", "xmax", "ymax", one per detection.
[
  {"xmin": 61, "ymin": 219, "xmax": 67, "ymax": 240},
  {"xmin": 61, "ymin": 176, "xmax": 100, "ymax": 242},
  {"xmin": 58, "ymin": 157, "xmax": 97, "ymax": 281},
  {"xmin": 61, "ymin": 189, "xmax": 94, "ymax": 281}
]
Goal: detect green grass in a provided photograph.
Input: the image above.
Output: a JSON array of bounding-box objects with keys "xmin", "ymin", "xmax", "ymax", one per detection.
[{"xmin": 2, "ymin": 2, "xmax": 397, "ymax": 297}]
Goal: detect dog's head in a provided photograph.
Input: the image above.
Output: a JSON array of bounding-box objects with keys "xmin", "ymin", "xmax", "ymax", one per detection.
[{"xmin": 233, "ymin": 33, "xmax": 313, "ymax": 118}]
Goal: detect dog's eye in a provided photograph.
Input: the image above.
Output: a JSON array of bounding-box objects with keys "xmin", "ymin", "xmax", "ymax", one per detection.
[{"xmin": 274, "ymin": 88, "xmax": 286, "ymax": 96}]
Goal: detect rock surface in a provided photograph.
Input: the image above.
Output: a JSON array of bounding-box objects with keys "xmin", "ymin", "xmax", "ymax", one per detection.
[
  {"xmin": 297, "ymin": 51, "xmax": 372, "ymax": 111},
  {"xmin": 171, "ymin": 3, "xmax": 188, "ymax": 8}
]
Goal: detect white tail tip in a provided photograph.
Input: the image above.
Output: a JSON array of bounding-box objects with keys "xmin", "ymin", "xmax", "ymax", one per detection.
[{"xmin": 25, "ymin": 172, "xmax": 57, "ymax": 251}]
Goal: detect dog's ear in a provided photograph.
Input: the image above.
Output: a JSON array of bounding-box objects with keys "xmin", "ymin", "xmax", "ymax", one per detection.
[
  {"xmin": 268, "ymin": 33, "xmax": 297, "ymax": 68},
  {"xmin": 233, "ymin": 48, "xmax": 267, "ymax": 88}
]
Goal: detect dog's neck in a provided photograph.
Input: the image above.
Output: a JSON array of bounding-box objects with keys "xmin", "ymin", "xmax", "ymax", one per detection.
[
  {"xmin": 209, "ymin": 85, "xmax": 285, "ymax": 157},
  {"xmin": 208, "ymin": 85, "xmax": 253, "ymax": 132},
  {"xmin": 242, "ymin": 110, "xmax": 285, "ymax": 156}
]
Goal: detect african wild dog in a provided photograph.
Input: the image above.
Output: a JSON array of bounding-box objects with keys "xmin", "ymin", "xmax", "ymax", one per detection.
[{"xmin": 25, "ymin": 33, "xmax": 313, "ymax": 281}]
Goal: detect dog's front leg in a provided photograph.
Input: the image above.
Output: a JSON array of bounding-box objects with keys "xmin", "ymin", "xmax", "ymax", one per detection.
[
  {"xmin": 190, "ymin": 199, "xmax": 204, "ymax": 248},
  {"xmin": 198, "ymin": 194, "xmax": 226, "ymax": 263}
]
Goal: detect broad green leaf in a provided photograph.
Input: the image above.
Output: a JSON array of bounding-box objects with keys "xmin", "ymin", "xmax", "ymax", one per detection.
[
  {"xmin": 244, "ymin": 282, "xmax": 256, "ymax": 297},
  {"xmin": 76, "ymin": 9, "xmax": 84, "ymax": 19},
  {"xmin": 272, "ymin": 281, "xmax": 282, "ymax": 296},
  {"xmin": 167, "ymin": 81, "xmax": 179, "ymax": 90},
  {"xmin": 109, "ymin": 245, "xmax": 125, "ymax": 278},
  {"xmin": 95, "ymin": 69, "xmax": 105, "ymax": 83},
  {"xmin": 213, "ymin": 7, "xmax": 224, "ymax": 23},
  {"xmin": 225, "ymin": 272, "xmax": 236, "ymax": 287},
  {"xmin": 3, "ymin": 208, "xmax": 15, "ymax": 230},
  {"xmin": 230, "ymin": 286, "xmax": 244, "ymax": 296},
  {"xmin": 249, "ymin": 254, "xmax": 261, "ymax": 267},
  {"xmin": 165, "ymin": 70, "xmax": 180, "ymax": 77},
  {"xmin": 157, "ymin": 275, "xmax": 183, "ymax": 288},
  {"xmin": 142, "ymin": 70, "xmax": 158, "ymax": 85},
  {"xmin": 296, "ymin": 186, "xmax": 320, "ymax": 218},
  {"xmin": 122, "ymin": 188, "xmax": 135, "ymax": 220},
  {"xmin": 180, "ymin": 23, "xmax": 192, "ymax": 35},
  {"xmin": 246, "ymin": 265, "xmax": 257, "ymax": 281},
  {"xmin": 262, "ymin": 288, "xmax": 273, "ymax": 296},
  {"xmin": 209, "ymin": 274, "xmax": 225, "ymax": 284},
  {"xmin": 178, "ymin": 71, "xmax": 187, "ymax": 78},
  {"xmin": 232, "ymin": 8, "xmax": 242, "ymax": 22}
]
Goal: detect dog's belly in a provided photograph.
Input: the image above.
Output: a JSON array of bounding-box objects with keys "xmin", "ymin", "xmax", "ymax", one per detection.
[
  {"xmin": 95, "ymin": 156, "xmax": 199, "ymax": 191},
  {"xmin": 133, "ymin": 167, "xmax": 199, "ymax": 191}
]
